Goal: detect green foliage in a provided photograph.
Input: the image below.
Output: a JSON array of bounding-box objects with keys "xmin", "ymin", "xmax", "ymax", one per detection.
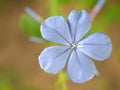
[
  {"xmin": 0, "ymin": 69, "xmax": 40, "ymax": 90},
  {"xmin": 118, "ymin": 51, "xmax": 120, "ymax": 63},
  {"xmin": 0, "ymin": 70, "xmax": 16, "ymax": 90},
  {"xmin": 80, "ymin": 0, "xmax": 96, "ymax": 7},
  {"xmin": 20, "ymin": 14, "xmax": 42, "ymax": 38},
  {"xmin": 0, "ymin": 78, "xmax": 12, "ymax": 90},
  {"xmin": 0, "ymin": 0, "xmax": 5, "ymax": 11},
  {"xmin": 58, "ymin": 0, "xmax": 71, "ymax": 5},
  {"xmin": 18, "ymin": 85, "xmax": 39, "ymax": 90},
  {"xmin": 100, "ymin": 5, "xmax": 120, "ymax": 27},
  {"xmin": 94, "ymin": 77, "xmax": 109, "ymax": 90}
]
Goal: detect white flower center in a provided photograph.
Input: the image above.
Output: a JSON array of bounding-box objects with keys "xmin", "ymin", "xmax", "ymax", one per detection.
[{"xmin": 71, "ymin": 43, "xmax": 77, "ymax": 49}]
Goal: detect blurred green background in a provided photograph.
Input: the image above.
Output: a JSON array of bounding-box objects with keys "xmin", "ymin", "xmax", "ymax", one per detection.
[{"xmin": 0, "ymin": 0, "xmax": 120, "ymax": 90}]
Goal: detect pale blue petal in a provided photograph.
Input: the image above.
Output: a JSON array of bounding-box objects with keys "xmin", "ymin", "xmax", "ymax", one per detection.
[
  {"xmin": 67, "ymin": 10, "xmax": 91, "ymax": 43},
  {"xmin": 38, "ymin": 46, "xmax": 71, "ymax": 74},
  {"xmin": 78, "ymin": 32, "xmax": 112, "ymax": 61},
  {"xmin": 67, "ymin": 49, "xmax": 97, "ymax": 83},
  {"xmin": 67, "ymin": 10, "xmax": 79, "ymax": 41},
  {"xmin": 41, "ymin": 16, "xmax": 72, "ymax": 45}
]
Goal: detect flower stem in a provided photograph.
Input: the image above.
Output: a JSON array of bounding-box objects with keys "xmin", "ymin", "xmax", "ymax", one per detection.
[
  {"xmin": 49, "ymin": 0, "xmax": 68, "ymax": 89},
  {"xmin": 58, "ymin": 71, "xmax": 68, "ymax": 90},
  {"xmin": 90, "ymin": 0, "xmax": 106, "ymax": 21},
  {"xmin": 54, "ymin": 71, "xmax": 68, "ymax": 90}
]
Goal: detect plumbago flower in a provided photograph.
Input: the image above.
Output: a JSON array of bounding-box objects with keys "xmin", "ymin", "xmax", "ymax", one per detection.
[{"xmin": 38, "ymin": 10, "xmax": 112, "ymax": 83}]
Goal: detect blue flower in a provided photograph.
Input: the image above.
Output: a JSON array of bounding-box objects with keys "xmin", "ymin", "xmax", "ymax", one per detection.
[{"xmin": 38, "ymin": 10, "xmax": 112, "ymax": 83}]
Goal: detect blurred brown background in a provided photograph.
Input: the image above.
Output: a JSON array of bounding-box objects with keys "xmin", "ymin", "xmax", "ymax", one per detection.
[{"xmin": 0, "ymin": 0, "xmax": 120, "ymax": 90}]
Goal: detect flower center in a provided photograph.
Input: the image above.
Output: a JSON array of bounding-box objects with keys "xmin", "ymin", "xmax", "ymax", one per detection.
[{"xmin": 71, "ymin": 43, "xmax": 77, "ymax": 49}]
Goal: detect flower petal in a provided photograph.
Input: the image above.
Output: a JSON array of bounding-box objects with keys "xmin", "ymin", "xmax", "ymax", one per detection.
[
  {"xmin": 41, "ymin": 16, "xmax": 72, "ymax": 45},
  {"xmin": 67, "ymin": 49, "xmax": 97, "ymax": 83},
  {"xmin": 38, "ymin": 46, "xmax": 71, "ymax": 74},
  {"xmin": 78, "ymin": 32, "xmax": 112, "ymax": 61},
  {"xmin": 67, "ymin": 10, "xmax": 91, "ymax": 43}
]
